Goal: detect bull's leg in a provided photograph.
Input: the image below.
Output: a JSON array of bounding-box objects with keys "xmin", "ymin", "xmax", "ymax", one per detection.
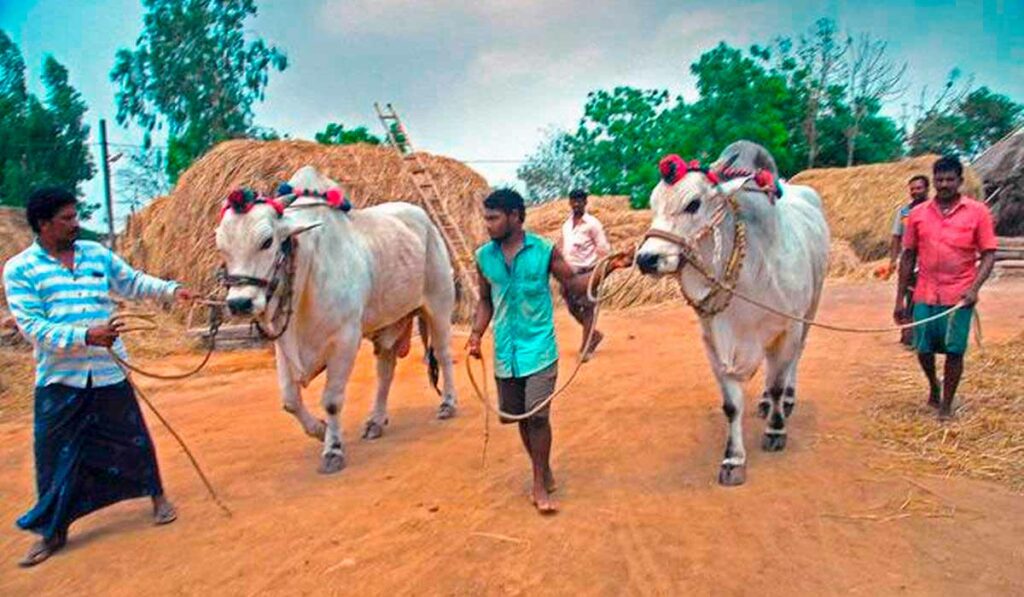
[
  {"xmin": 762, "ymin": 342, "xmax": 799, "ymax": 452},
  {"xmin": 717, "ymin": 376, "xmax": 747, "ymax": 486},
  {"xmin": 319, "ymin": 329, "xmax": 361, "ymax": 475},
  {"xmin": 363, "ymin": 350, "xmax": 396, "ymax": 440},
  {"xmin": 275, "ymin": 346, "xmax": 325, "ymax": 440},
  {"xmin": 781, "ymin": 361, "xmax": 798, "ymax": 418},
  {"xmin": 423, "ymin": 309, "xmax": 458, "ymax": 420}
]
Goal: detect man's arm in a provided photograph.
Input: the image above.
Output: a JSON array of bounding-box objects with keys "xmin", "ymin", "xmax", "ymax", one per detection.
[
  {"xmin": 962, "ymin": 251, "xmax": 996, "ymax": 307},
  {"xmin": 106, "ymin": 247, "xmax": 185, "ymax": 302},
  {"xmin": 895, "ymin": 249, "xmax": 917, "ymax": 323},
  {"xmin": 550, "ymin": 245, "xmax": 591, "ymax": 296},
  {"xmin": 592, "ymin": 220, "xmax": 612, "ymax": 259},
  {"xmin": 466, "ymin": 266, "xmax": 492, "ymax": 359},
  {"xmin": 4, "ymin": 265, "xmax": 87, "ymax": 351}
]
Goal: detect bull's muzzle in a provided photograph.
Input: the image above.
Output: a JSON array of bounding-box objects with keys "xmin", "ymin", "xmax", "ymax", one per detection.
[
  {"xmin": 636, "ymin": 252, "xmax": 661, "ymax": 274},
  {"xmin": 227, "ymin": 297, "xmax": 254, "ymax": 316}
]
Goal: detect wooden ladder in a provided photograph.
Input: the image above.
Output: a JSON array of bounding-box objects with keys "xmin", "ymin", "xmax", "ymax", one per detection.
[{"xmin": 374, "ymin": 102, "xmax": 479, "ymax": 303}]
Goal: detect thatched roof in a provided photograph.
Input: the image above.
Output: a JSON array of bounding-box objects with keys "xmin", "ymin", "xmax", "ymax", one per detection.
[
  {"xmin": 120, "ymin": 140, "xmax": 491, "ymax": 307},
  {"xmin": 0, "ymin": 207, "xmax": 34, "ymax": 309},
  {"xmin": 972, "ymin": 128, "xmax": 1024, "ymax": 236},
  {"xmin": 790, "ymin": 155, "xmax": 983, "ymax": 260}
]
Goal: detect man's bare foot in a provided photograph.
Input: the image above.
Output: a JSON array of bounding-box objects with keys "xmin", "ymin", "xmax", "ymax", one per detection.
[
  {"xmin": 18, "ymin": 531, "xmax": 66, "ymax": 568},
  {"xmin": 927, "ymin": 387, "xmax": 941, "ymax": 408},
  {"xmin": 153, "ymin": 496, "xmax": 177, "ymax": 525},
  {"xmin": 531, "ymin": 485, "xmax": 558, "ymax": 515}
]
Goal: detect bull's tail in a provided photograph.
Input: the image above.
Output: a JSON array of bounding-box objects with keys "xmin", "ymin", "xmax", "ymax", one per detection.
[{"xmin": 418, "ymin": 314, "xmax": 441, "ymax": 396}]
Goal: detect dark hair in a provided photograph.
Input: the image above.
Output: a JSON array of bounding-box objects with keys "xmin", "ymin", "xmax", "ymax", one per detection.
[
  {"xmin": 932, "ymin": 155, "xmax": 963, "ymax": 178},
  {"xmin": 568, "ymin": 189, "xmax": 588, "ymax": 201},
  {"xmin": 483, "ymin": 188, "xmax": 526, "ymax": 221},
  {"xmin": 26, "ymin": 187, "xmax": 77, "ymax": 233},
  {"xmin": 908, "ymin": 175, "xmax": 930, "ymax": 187}
]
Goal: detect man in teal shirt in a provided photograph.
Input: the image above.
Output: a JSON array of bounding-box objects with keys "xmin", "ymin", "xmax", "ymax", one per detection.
[{"xmin": 467, "ymin": 189, "xmax": 629, "ymax": 514}]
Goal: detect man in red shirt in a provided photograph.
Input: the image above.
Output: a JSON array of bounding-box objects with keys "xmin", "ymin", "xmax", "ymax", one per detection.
[{"xmin": 896, "ymin": 156, "xmax": 998, "ymax": 420}]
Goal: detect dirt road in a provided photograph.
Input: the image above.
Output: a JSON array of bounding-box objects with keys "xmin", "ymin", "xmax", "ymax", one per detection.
[{"xmin": 1, "ymin": 279, "xmax": 1022, "ymax": 595}]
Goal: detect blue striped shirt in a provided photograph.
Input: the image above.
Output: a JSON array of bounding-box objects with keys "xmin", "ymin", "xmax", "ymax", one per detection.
[{"xmin": 3, "ymin": 240, "xmax": 179, "ymax": 388}]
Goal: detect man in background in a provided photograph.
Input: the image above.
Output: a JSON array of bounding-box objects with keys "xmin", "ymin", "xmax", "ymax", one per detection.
[{"xmin": 560, "ymin": 189, "xmax": 612, "ymax": 361}]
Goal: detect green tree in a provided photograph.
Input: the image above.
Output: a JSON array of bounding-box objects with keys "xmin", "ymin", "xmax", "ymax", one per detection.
[
  {"xmin": 566, "ymin": 86, "xmax": 680, "ymax": 208},
  {"xmin": 0, "ymin": 31, "xmax": 96, "ymax": 217},
  {"xmin": 111, "ymin": 0, "xmax": 287, "ymax": 182},
  {"xmin": 315, "ymin": 123, "xmax": 382, "ymax": 145},
  {"xmin": 910, "ymin": 86, "xmax": 1022, "ymax": 158}
]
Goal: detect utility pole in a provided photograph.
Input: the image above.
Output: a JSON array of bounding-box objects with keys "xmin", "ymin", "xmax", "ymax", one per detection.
[{"xmin": 99, "ymin": 119, "xmax": 116, "ymax": 250}]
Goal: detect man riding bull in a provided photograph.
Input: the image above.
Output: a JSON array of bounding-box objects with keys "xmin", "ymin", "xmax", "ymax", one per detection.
[
  {"xmin": 895, "ymin": 156, "xmax": 997, "ymax": 420},
  {"xmin": 467, "ymin": 189, "xmax": 630, "ymax": 514},
  {"xmin": 3, "ymin": 187, "xmax": 194, "ymax": 567}
]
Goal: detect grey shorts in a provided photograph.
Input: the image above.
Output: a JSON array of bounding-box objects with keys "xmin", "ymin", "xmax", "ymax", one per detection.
[{"xmin": 495, "ymin": 361, "xmax": 559, "ymax": 424}]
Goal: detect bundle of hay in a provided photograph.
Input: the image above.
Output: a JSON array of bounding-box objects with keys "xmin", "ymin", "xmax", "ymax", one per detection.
[
  {"xmin": 790, "ymin": 155, "xmax": 983, "ymax": 261},
  {"xmin": 120, "ymin": 140, "xmax": 490, "ymax": 312}
]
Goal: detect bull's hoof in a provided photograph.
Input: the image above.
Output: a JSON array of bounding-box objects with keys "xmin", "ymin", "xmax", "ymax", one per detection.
[
  {"xmin": 308, "ymin": 420, "xmax": 327, "ymax": 441},
  {"xmin": 761, "ymin": 433, "xmax": 787, "ymax": 452},
  {"xmin": 362, "ymin": 419, "xmax": 387, "ymax": 440},
  {"xmin": 783, "ymin": 401, "xmax": 795, "ymax": 418},
  {"xmin": 436, "ymin": 403, "xmax": 457, "ymax": 420},
  {"xmin": 318, "ymin": 452, "xmax": 346, "ymax": 474},
  {"xmin": 717, "ymin": 463, "xmax": 746, "ymax": 486},
  {"xmin": 757, "ymin": 398, "xmax": 770, "ymax": 419}
]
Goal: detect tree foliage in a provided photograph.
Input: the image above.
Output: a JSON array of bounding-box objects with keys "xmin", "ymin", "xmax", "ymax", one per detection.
[
  {"xmin": 111, "ymin": 0, "xmax": 287, "ymax": 182},
  {"xmin": 314, "ymin": 123, "xmax": 382, "ymax": 146},
  {"xmin": 0, "ymin": 31, "xmax": 97, "ymax": 218}
]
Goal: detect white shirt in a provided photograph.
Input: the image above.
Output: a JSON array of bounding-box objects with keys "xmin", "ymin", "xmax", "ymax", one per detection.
[{"xmin": 561, "ymin": 213, "xmax": 611, "ymax": 270}]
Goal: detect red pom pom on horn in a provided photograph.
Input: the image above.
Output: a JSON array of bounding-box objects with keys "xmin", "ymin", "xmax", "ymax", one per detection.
[
  {"xmin": 325, "ymin": 187, "xmax": 343, "ymax": 208},
  {"xmin": 658, "ymin": 154, "xmax": 687, "ymax": 185},
  {"xmin": 754, "ymin": 169, "xmax": 775, "ymax": 189}
]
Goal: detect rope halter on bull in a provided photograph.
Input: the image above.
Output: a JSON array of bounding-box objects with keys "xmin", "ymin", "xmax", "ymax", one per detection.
[
  {"xmin": 217, "ymin": 184, "xmax": 353, "ymax": 340},
  {"xmin": 642, "ymin": 154, "xmax": 975, "ymax": 338},
  {"xmin": 642, "ymin": 154, "xmax": 773, "ymax": 318}
]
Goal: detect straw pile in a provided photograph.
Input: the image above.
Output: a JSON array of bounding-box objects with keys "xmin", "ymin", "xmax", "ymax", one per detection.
[
  {"xmin": 790, "ymin": 155, "xmax": 983, "ymax": 261},
  {"xmin": 867, "ymin": 332, "xmax": 1024, "ymax": 492},
  {"xmin": 120, "ymin": 140, "xmax": 490, "ymax": 305}
]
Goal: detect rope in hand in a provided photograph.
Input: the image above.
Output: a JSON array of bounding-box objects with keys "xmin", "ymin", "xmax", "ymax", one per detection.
[{"xmin": 105, "ymin": 301, "xmax": 233, "ymax": 517}]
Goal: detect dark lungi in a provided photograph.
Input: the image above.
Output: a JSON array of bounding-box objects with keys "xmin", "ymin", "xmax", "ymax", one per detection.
[{"xmin": 17, "ymin": 378, "xmax": 164, "ymax": 540}]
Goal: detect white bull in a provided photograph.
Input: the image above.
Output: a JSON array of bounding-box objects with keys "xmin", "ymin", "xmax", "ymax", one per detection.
[
  {"xmin": 215, "ymin": 166, "xmax": 458, "ymax": 474},
  {"xmin": 636, "ymin": 141, "xmax": 829, "ymax": 485}
]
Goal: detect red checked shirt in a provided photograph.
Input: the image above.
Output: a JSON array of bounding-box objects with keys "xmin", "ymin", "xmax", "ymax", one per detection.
[{"xmin": 902, "ymin": 196, "xmax": 997, "ymax": 306}]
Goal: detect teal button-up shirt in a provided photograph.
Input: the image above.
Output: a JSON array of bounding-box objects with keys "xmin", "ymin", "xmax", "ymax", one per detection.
[{"xmin": 476, "ymin": 232, "xmax": 558, "ymax": 379}]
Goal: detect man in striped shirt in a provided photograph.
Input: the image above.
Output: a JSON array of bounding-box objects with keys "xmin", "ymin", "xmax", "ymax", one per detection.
[{"xmin": 3, "ymin": 187, "xmax": 193, "ymax": 567}]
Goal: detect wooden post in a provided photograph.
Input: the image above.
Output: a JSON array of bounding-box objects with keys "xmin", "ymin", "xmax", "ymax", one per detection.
[{"xmin": 99, "ymin": 119, "xmax": 116, "ymax": 250}]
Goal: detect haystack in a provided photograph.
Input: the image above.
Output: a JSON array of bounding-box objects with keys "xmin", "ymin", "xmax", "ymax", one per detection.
[
  {"xmin": 120, "ymin": 140, "xmax": 490, "ymax": 311},
  {"xmin": 0, "ymin": 207, "xmax": 34, "ymax": 309},
  {"xmin": 790, "ymin": 155, "xmax": 983, "ymax": 260},
  {"xmin": 972, "ymin": 127, "xmax": 1024, "ymax": 236}
]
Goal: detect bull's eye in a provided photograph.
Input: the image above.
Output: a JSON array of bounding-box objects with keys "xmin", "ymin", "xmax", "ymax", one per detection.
[
  {"xmin": 259, "ymin": 237, "xmax": 273, "ymax": 251},
  {"xmin": 683, "ymin": 198, "xmax": 701, "ymax": 214}
]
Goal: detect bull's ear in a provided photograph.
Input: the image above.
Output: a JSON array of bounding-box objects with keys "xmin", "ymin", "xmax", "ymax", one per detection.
[
  {"xmin": 279, "ymin": 219, "xmax": 323, "ymax": 239},
  {"xmin": 716, "ymin": 175, "xmax": 752, "ymax": 197}
]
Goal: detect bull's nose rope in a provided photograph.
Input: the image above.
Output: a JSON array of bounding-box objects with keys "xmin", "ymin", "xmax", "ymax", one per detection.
[{"xmin": 105, "ymin": 300, "xmax": 232, "ymax": 517}]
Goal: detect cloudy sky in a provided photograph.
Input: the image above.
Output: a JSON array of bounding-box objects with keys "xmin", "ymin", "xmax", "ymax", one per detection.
[{"xmin": 1, "ymin": 0, "xmax": 1022, "ymax": 231}]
